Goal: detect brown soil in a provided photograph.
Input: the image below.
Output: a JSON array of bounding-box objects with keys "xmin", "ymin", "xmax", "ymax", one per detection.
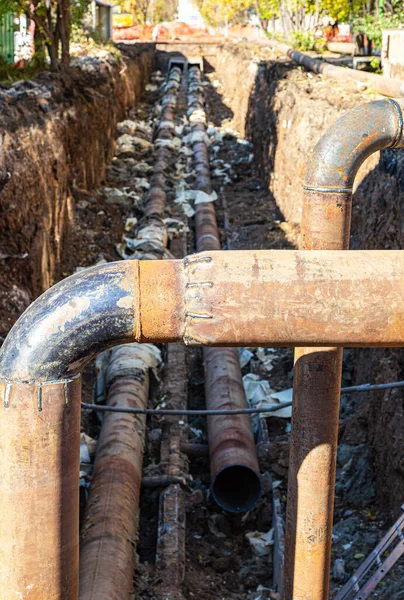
[{"xmin": 0, "ymin": 44, "xmax": 154, "ymax": 342}]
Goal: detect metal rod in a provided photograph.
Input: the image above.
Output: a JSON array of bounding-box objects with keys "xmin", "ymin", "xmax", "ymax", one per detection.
[
  {"xmin": 81, "ymin": 401, "xmax": 294, "ymax": 415},
  {"xmin": 282, "ymin": 99, "xmax": 404, "ymax": 600},
  {"xmin": 187, "ymin": 64, "xmax": 262, "ymax": 513},
  {"xmin": 83, "ymin": 378, "xmax": 404, "ymax": 414},
  {"xmin": 341, "ymin": 380, "xmax": 404, "ymax": 393},
  {"xmin": 267, "ymin": 40, "xmax": 404, "ymax": 98}
]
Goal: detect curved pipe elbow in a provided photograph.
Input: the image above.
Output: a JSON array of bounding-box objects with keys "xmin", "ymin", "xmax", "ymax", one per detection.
[
  {"xmin": 0, "ymin": 262, "xmax": 141, "ymax": 383},
  {"xmin": 0, "ymin": 259, "xmax": 186, "ymax": 383},
  {"xmin": 304, "ymin": 99, "xmax": 404, "ymax": 192}
]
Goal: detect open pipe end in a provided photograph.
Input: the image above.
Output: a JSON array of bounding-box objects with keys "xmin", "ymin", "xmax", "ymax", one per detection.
[{"xmin": 212, "ymin": 465, "xmax": 262, "ymax": 513}]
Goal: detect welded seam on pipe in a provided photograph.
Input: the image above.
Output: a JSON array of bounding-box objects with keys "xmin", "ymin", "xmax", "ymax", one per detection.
[{"xmin": 390, "ymin": 99, "xmax": 404, "ymax": 148}]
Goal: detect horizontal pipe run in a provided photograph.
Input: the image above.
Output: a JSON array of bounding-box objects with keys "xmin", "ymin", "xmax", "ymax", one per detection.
[
  {"xmin": 141, "ymin": 249, "xmax": 404, "ymax": 348},
  {"xmin": 268, "ymin": 40, "xmax": 404, "ymax": 98},
  {"xmin": 3, "ymin": 248, "xmax": 404, "ymax": 380}
]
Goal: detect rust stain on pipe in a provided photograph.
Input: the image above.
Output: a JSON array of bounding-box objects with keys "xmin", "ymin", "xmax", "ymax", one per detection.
[{"xmin": 283, "ymin": 99, "xmax": 404, "ymax": 600}]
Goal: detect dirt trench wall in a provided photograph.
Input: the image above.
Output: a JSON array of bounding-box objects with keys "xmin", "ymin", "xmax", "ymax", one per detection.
[
  {"xmin": 0, "ymin": 45, "xmax": 154, "ymax": 314},
  {"xmin": 212, "ymin": 44, "xmax": 404, "ymax": 513}
]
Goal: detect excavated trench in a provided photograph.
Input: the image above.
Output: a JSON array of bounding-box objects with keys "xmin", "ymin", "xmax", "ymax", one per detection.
[{"xmin": 0, "ymin": 42, "xmax": 403, "ymax": 600}]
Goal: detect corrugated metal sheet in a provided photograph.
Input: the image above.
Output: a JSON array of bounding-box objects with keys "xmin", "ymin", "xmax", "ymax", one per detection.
[{"xmin": 0, "ymin": 12, "xmax": 14, "ymax": 64}]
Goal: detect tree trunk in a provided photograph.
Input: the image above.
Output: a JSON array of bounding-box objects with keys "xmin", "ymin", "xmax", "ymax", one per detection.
[
  {"xmin": 59, "ymin": 0, "xmax": 71, "ymax": 69},
  {"xmin": 45, "ymin": 6, "xmax": 60, "ymax": 71}
]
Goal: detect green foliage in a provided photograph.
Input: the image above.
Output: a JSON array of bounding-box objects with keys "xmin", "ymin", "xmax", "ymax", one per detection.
[
  {"xmin": 195, "ymin": 0, "xmax": 253, "ymax": 26},
  {"xmin": 320, "ymin": 0, "xmax": 366, "ymax": 22},
  {"xmin": 0, "ymin": 0, "xmax": 15, "ymax": 17},
  {"xmin": 71, "ymin": 23, "xmax": 122, "ymax": 59},
  {"xmin": 370, "ymin": 56, "xmax": 382, "ymax": 73},
  {"xmin": 256, "ymin": 0, "xmax": 279, "ymax": 20},
  {"xmin": 71, "ymin": 0, "xmax": 92, "ymax": 26},
  {"xmin": 291, "ymin": 29, "xmax": 317, "ymax": 50},
  {"xmin": 353, "ymin": 8, "xmax": 404, "ymax": 48}
]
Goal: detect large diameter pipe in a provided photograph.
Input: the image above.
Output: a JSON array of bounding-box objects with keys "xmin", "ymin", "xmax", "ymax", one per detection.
[
  {"xmin": 80, "ymin": 346, "xmax": 152, "ymax": 599},
  {"xmin": 2, "ymin": 249, "xmax": 404, "ymax": 597},
  {"xmin": 0, "ymin": 377, "xmax": 81, "ymax": 600},
  {"xmin": 188, "ymin": 65, "xmax": 261, "ymax": 512},
  {"xmin": 283, "ymin": 99, "xmax": 404, "ymax": 600},
  {"xmin": 145, "ymin": 66, "xmax": 182, "ymax": 218},
  {"xmin": 2, "ymin": 250, "xmax": 404, "ymax": 377},
  {"xmin": 268, "ymin": 40, "xmax": 404, "ymax": 98},
  {"xmin": 204, "ymin": 348, "xmax": 262, "ymax": 511},
  {"xmin": 0, "ymin": 261, "xmax": 139, "ymax": 600},
  {"xmin": 326, "ymin": 41, "xmax": 356, "ymax": 55}
]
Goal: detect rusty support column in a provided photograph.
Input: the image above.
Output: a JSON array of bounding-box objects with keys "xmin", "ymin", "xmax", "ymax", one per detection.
[
  {"xmin": 0, "ymin": 261, "xmax": 141, "ymax": 600},
  {"xmin": 0, "ymin": 378, "xmax": 81, "ymax": 600},
  {"xmin": 187, "ymin": 65, "xmax": 261, "ymax": 512},
  {"xmin": 283, "ymin": 99, "xmax": 404, "ymax": 600}
]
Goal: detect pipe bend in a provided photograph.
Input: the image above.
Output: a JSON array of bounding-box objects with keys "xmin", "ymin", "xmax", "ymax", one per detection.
[
  {"xmin": 0, "ymin": 261, "xmax": 139, "ymax": 383},
  {"xmin": 304, "ymin": 99, "xmax": 404, "ymax": 191}
]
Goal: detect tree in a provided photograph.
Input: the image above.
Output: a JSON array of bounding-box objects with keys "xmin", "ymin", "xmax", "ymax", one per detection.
[
  {"xmin": 255, "ymin": 0, "xmax": 280, "ymax": 30},
  {"xmin": 0, "ymin": 0, "xmax": 92, "ymax": 71},
  {"xmin": 195, "ymin": 0, "xmax": 254, "ymax": 27}
]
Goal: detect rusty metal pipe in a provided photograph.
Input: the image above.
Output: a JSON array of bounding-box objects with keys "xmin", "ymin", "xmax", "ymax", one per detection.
[
  {"xmin": 144, "ymin": 66, "xmax": 182, "ymax": 218},
  {"xmin": 283, "ymin": 99, "xmax": 404, "ymax": 600},
  {"xmin": 79, "ymin": 67, "xmax": 184, "ymax": 600},
  {"xmin": 187, "ymin": 65, "xmax": 261, "ymax": 512},
  {"xmin": 268, "ymin": 40, "xmax": 404, "ymax": 98},
  {"xmin": 0, "ymin": 261, "xmax": 139, "ymax": 600},
  {"xmin": 79, "ymin": 346, "xmax": 152, "ymax": 600},
  {"xmin": 3, "ymin": 248, "xmax": 404, "ymax": 597}
]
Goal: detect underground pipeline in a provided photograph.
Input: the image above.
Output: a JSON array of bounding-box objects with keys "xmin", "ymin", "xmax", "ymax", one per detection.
[
  {"xmin": 267, "ymin": 40, "xmax": 404, "ymax": 98},
  {"xmin": 79, "ymin": 346, "xmax": 153, "ymax": 600},
  {"xmin": 187, "ymin": 65, "xmax": 261, "ymax": 512},
  {"xmin": 79, "ymin": 69, "xmax": 183, "ymax": 600},
  {"xmin": 3, "ymin": 249, "xmax": 404, "ymax": 597},
  {"xmin": 283, "ymin": 99, "xmax": 404, "ymax": 600},
  {"xmin": 144, "ymin": 66, "xmax": 182, "ymax": 218}
]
